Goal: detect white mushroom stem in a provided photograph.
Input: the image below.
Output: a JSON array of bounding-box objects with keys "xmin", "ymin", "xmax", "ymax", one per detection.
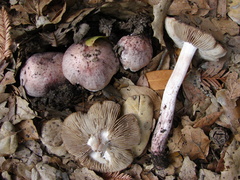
[{"xmin": 151, "ymin": 42, "xmax": 197, "ymax": 162}]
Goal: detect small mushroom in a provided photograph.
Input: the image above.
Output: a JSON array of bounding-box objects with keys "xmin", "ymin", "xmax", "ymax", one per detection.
[
  {"xmin": 116, "ymin": 35, "xmax": 153, "ymax": 72},
  {"xmin": 62, "ymin": 39, "xmax": 119, "ymax": 91},
  {"xmin": 151, "ymin": 17, "xmax": 227, "ymax": 167},
  {"xmin": 20, "ymin": 52, "xmax": 66, "ymax": 97},
  {"xmin": 61, "ymin": 101, "xmax": 141, "ymax": 172}
]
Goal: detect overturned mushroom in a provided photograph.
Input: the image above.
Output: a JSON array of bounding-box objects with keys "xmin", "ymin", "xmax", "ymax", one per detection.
[
  {"xmin": 62, "ymin": 38, "xmax": 119, "ymax": 91},
  {"xmin": 116, "ymin": 35, "xmax": 153, "ymax": 72},
  {"xmin": 20, "ymin": 52, "xmax": 66, "ymax": 97},
  {"xmin": 61, "ymin": 101, "xmax": 141, "ymax": 172},
  {"xmin": 151, "ymin": 17, "xmax": 227, "ymax": 167}
]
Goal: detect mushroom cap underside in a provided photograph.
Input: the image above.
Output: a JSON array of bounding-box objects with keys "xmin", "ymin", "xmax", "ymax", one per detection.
[
  {"xmin": 61, "ymin": 101, "xmax": 141, "ymax": 172},
  {"xmin": 165, "ymin": 17, "xmax": 226, "ymax": 61}
]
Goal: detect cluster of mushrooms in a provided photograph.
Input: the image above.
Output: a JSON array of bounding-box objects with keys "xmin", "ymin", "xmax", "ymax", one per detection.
[
  {"xmin": 20, "ymin": 34, "xmax": 153, "ymax": 97},
  {"xmin": 19, "ymin": 17, "xmax": 227, "ymax": 172}
]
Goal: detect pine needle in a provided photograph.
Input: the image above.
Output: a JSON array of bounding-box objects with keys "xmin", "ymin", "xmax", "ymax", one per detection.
[{"xmin": 0, "ymin": 7, "xmax": 12, "ymax": 62}]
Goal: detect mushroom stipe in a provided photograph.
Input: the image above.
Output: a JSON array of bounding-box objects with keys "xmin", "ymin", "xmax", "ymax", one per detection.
[{"xmin": 150, "ymin": 17, "xmax": 227, "ymax": 169}]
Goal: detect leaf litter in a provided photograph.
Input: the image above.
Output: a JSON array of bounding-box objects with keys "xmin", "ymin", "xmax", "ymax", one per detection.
[{"xmin": 0, "ymin": 0, "xmax": 240, "ymax": 179}]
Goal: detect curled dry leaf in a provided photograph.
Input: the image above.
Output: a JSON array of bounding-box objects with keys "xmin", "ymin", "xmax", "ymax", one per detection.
[
  {"xmin": 17, "ymin": 119, "xmax": 39, "ymax": 142},
  {"xmin": 0, "ymin": 121, "xmax": 18, "ymax": 156},
  {"xmin": 193, "ymin": 111, "xmax": 223, "ymax": 128},
  {"xmin": 151, "ymin": 0, "xmax": 173, "ymax": 46},
  {"xmin": 4, "ymin": 95, "xmax": 36, "ymax": 124},
  {"xmin": 0, "ymin": 7, "xmax": 12, "ymax": 62}
]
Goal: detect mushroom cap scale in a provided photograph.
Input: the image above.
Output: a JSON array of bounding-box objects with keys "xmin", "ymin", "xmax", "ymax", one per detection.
[
  {"xmin": 165, "ymin": 17, "xmax": 226, "ymax": 61},
  {"xmin": 20, "ymin": 52, "xmax": 66, "ymax": 97},
  {"xmin": 62, "ymin": 39, "xmax": 119, "ymax": 91},
  {"xmin": 117, "ymin": 35, "xmax": 153, "ymax": 72},
  {"xmin": 61, "ymin": 101, "xmax": 141, "ymax": 172}
]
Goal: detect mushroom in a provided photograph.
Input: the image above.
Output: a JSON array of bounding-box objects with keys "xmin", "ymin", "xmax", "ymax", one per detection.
[
  {"xmin": 62, "ymin": 38, "xmax": 119, "ymax": 91},
  {"xmin": 20, "ymin": 52, "xmax": 66, "ymax": 97},
  {"xmin": 116, "ymin": 35, "xmax": 153, "ymax": 72},
  {"xmin": 61, "ymin": 101, "xmax": 141, "ymax": 172},
  {"xmin": 151, "ymin": 17, "xmax": 227, "ymax": 167}
]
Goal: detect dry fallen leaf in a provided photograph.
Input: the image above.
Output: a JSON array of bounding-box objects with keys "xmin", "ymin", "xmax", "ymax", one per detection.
[
  {"xmin": 152, "ymin": 0, "xmax": 173, "ymax": 46},
  {"xmin": 41, "ymin": 118, "xmax": 67, "ymax": 156},
  {"xmin": 180, "ymin": 125, "xmax": 210, "ymax": 160},
  {"xmin": 216, "ymin": 89, "xmax": 240, "ymax": 137},
  {"xmin": 6, "ymin": 95, "xmax": 37, "ymax": 124},
  {"xmin": 119, "ymin": 83, "xmax": 161, "ymax": 119},
  {"xmin": 225, "ymin": 72, "xmax": 240, "ymax": 99},
  {"xmin": 0, "ymin": 121, "xmax": 18, "ymax": 156},
  {"xmin": 145, "ymin": 70, "xmax": 173, "ymax": 90},
  {"xmin": 198, "ymin": 169, "xmax": 220, "ymax": 180},
  {"xmin": 167, "ymin": 125, "xmax": 184, "ymax": 152},
  {"xmin": 221, "ymin": 139, "xmax": 240, "ymax": 179},
  {"xmin": 16, "ymin": 119, "xmax": 39, "ymax": 142},
  {"xmin": 179, "ymin": 156, "xmax": 197, "ymax": 180},
  {"xmin": 193, "ymin": 111, "xmax": 223, "ymax": 128},
  {"xmin": 71, "ymin": 167, "xmax": 103, "ymax": 180},
  {"xmin": 122, "ymin": 95, "xmax": 154, "ymax": 156},
  {"xmin": 228, "ymin": 0, "xmax": 240, "ymax": 25}
]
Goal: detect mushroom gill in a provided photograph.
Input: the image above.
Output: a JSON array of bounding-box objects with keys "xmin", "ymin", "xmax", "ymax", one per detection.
[{"xmin": 61, "ymin": 101, "xmax": 141, "ymax": 172}]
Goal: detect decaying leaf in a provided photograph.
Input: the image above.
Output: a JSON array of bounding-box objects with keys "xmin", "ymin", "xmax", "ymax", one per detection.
[
  {"xmin": 221, "ymin": 139, "xmax": 240, "ymax": 179},
  {"xmin": 40, "ymin": 27, "xmax": 72, "ymax": 47},
  {"xmin": 32, "ymin": 162, "xmax": 68, "ymax": 180},
  {"xmin": 199, "ymin": 169, "xmax": 220, "ymax": 180},
  {"xmin": 168, "ymin": 0, "xmax": 210, "ymax": 16},
  {"xmin": 225, "ymin": 72, "xmax": 240, "ymax": 99},
  {"xmin": 5, "ymin": 95, "xmax": 37, "ymax": 124},
  {"xmin": 0, "ymin": 121, "xmax": 18, "ymax": 156},
  {"xmin": 16, "ymin": 119, "xmax": 39, "ymax": 142},
  {"xmin": 151, "ymin": 0, "xmax": 173, "ymax": 46},
  {"xmin": 71, "ymin": 167, "xmax": 103, "ymax": 180},
  {"xmin": 193, "ymin": 111, "xmax": 223, "ymax": 128},
  {"xmin": 179, "ymin": 156, "xmax": 197, "ymax": 180},
  {"xmin": 216, "ymin": 89, "xmax": 240, "ymax": 137},
  {"xmin": 41, "ymin": 118, "xmax": 67, "ymax": 156},
  {"xmin": 0, "ymin": 7, "xmax": 12, "ymax": 62},
  {"xmin": 228, "ymin": 0, "xmax": 240, "ymax": 25},
  {"xmin": 180, "ymin": 125, "xmax": 210, "ymax": 160},
  {"xmin": 167, "ymin": 125, "xmax": 184, "ymax": 152}
]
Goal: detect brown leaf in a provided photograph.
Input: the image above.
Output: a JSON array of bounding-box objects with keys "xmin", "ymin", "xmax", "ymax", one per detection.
[
  {"xmin": 180, "ymin": 125, "xmax": 210, "ymax": 160},
  {"xmin": 0, "ymin": 7, "xmax": 12, "ymax": 62},
  {"xmin": 225, "ymin": 72, "xmax": 240, "ymax": 99},
  {"xmin": 193, "ymin": 111, "xmax": 223, "ymax": 128},
  {"xmin": 145, "ymin": 70, "xmax": 173, "ymax": 90},
  {"xmin": 16, "ymin": 119, "xmax": 39, "ymax": 143}
]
